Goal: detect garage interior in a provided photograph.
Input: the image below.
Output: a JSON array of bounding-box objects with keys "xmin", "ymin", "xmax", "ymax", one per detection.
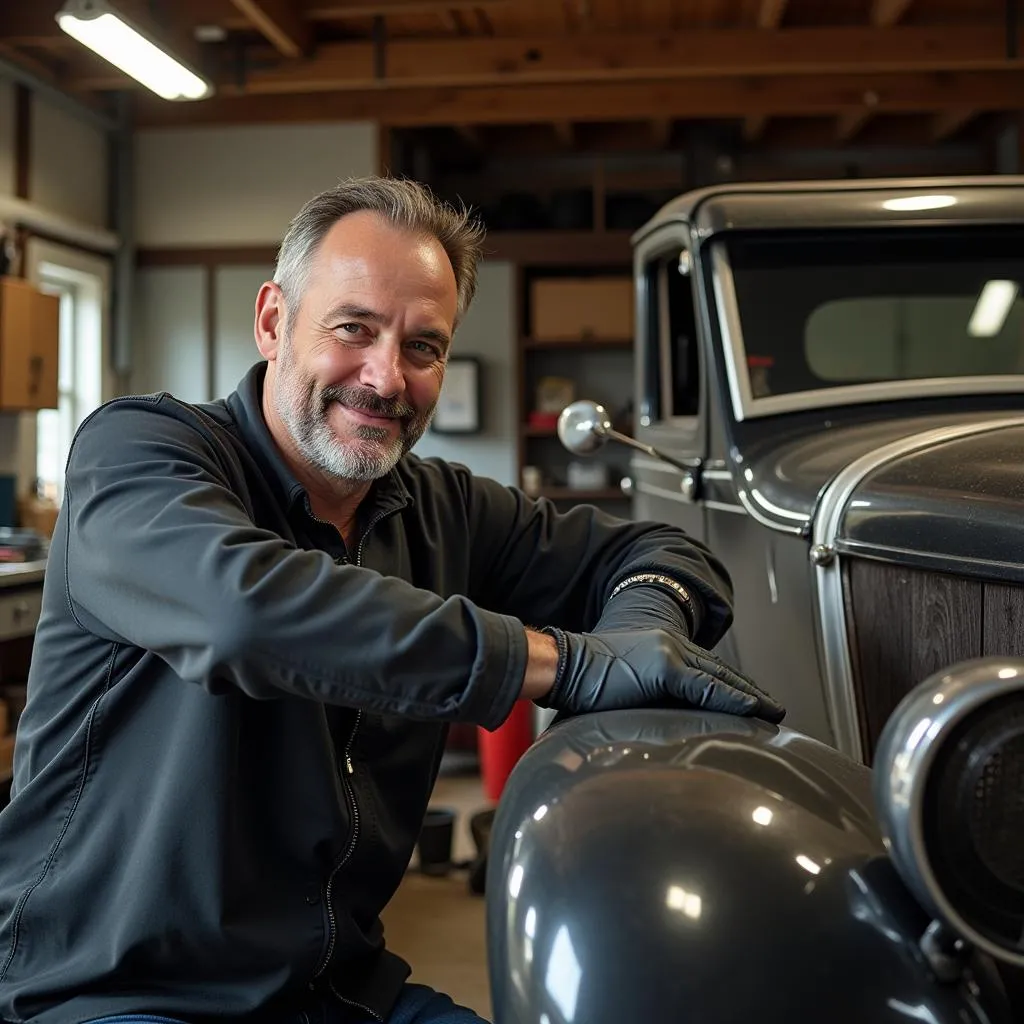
[{"xmin": 0, "ymin": 0, "xmax": 1021, "ymax": 1020}]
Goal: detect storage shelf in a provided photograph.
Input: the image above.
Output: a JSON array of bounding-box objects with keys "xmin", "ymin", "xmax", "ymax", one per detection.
[
  {"xmin": 540, "ymin": 487, "xmax": 628, "ymax": 501},
  {"xmin": 522, "ymin": 337, "xmax": 633, "ymax": 351}
]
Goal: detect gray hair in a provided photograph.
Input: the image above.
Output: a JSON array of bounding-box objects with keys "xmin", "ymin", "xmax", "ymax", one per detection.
[{"xmin": 273, "ymin": 176, "xmax": 486, "ymax": 328}]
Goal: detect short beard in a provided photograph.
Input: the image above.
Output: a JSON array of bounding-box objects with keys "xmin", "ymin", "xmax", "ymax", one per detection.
[{"xmin": 274, "ymin": 333, "xmax": 436, "ymax": 483}]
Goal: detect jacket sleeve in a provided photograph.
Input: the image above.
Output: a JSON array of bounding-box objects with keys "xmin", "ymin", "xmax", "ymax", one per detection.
[
  {"xmin": 461, "ymin": 470, "xmax": 735, "ymax": 650},
  {"xmin": 59, "ymin": 396, "xmax": 526, "ymax": 729}
]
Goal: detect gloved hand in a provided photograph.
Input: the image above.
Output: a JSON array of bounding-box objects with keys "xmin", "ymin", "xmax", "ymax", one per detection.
[{"xmin": 537, "ymin": 585, "xmax": 785, "ymax": 724}]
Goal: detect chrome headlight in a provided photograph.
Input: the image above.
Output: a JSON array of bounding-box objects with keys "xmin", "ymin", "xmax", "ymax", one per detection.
[{"xmin": 874, "ymin": 657, "xmax": 1024, "ymax": 967}]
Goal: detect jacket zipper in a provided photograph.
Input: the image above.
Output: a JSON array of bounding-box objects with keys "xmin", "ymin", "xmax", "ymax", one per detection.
[{"xmin": 311, "ymin": 505, "xmax": 399, "ymax": 1014}]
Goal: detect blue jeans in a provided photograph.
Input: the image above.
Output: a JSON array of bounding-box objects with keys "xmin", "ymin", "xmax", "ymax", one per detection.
[{"xmin": 88, "ymin": 986, "xmax": 489, "ymax": 1024}]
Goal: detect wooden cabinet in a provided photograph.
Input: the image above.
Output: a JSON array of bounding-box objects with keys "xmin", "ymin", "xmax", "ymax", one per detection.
[{"xmin": 0, "ymin": 276, "xmax": 60, "ymax": 411}]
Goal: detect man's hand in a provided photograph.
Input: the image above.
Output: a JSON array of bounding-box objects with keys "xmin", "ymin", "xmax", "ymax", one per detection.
[
  {"xmin": 535, "ymin": 625, "xmax": 785, "ymax": 723},
  {"xmin": 531, "ymin": 583, "xmax": 785, "ymax": 723}
]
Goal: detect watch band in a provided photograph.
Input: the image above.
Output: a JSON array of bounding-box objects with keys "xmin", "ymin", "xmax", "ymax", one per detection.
[{"xmin": 608, "ymin": 572, "xmax": 697, "ymax": 630}]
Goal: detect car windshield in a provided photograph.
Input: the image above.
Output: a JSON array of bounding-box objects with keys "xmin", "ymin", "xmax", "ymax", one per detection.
[{"xmin": 720, "ymin": 226, "xmax": 1024, "ymax": 404}]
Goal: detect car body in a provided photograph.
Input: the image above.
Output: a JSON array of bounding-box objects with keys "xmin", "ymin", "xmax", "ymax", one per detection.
[
  {"xmin": 615, "ymin": 175, "xmax": 1024, "ymax": 765},
  {"xmin": 491, "ymin": 177, "xmax": 1024, "ymax": 1022}
]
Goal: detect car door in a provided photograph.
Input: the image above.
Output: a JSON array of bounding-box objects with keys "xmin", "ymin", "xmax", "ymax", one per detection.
[{"xmin": 629, "ymin": 226, "xmax": 706, "ymax": 543}]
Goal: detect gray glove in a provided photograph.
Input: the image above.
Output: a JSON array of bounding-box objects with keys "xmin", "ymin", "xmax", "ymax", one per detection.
[{"xmin": 537, "ymin": 585, "xmax": 785, "ymax": 724}]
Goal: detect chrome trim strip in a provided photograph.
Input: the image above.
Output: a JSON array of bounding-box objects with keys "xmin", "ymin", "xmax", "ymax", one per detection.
[
  {"xmin": 710, "ymin": 245, "xmax": 751, "ymax": 424},
  {"xmin": 702, "ymin": 469, "xmax": 733, "ymax": 482},
  {"xmin": 811, "ymin": 416, "xmax": 1024, "ymax": 763},
  {"xmin": 735, "ymin": 488, "xmax": 807, "ymax": 536},
  {"xmin": 744, "ymin": 376, "xmax": 1024, "ymax": 421}
]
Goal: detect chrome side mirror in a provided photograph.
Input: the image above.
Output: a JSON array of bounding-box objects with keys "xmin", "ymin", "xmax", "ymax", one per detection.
[
  {"xmin": 557, "ymin": 400, "xmax": 614, "ymax": 455},
  {"xmin": 557, "ymin": 400, "xmax": 703, "ymax": 492}
]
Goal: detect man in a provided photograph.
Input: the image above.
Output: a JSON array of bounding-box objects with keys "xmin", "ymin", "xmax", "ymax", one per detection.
[{"xmin": 0, "ymin": 177, "xmax": 783, "ymax": 1024}]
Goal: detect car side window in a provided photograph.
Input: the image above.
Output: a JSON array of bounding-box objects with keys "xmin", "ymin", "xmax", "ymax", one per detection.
[{"xmin": 641, "ymin": 249, "xmax": 700, "ymax": 427}]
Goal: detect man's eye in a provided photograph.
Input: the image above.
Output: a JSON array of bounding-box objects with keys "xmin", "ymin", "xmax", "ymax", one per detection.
[
  {"xmin": 410, "ymin": 340, "xmax": 440, "ymax": 358},
  {"xmin": 339, "ymin": 323, "xmax": 363, "ymax": 335}
]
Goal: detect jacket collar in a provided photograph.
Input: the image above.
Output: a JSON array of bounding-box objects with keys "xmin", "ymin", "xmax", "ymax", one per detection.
[{"xmin": 225, "ymin": 361, "xmax": 413, "ymax": 519}]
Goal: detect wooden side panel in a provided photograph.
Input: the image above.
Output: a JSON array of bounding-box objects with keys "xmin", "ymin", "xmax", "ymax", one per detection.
[
  {"xmin": 844, "ymin": 559, "xmax": 983, "ymax": 761},
  {"xmin": 982, "ymin": 582, "xmax": 1024, "ymax": 658}
]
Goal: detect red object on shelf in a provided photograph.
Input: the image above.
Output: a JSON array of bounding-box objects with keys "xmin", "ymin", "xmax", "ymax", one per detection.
[
  {"xmin": 478, "ymin": 701, "xmax": 535, "ymax": 803},
  {"xmin": 527, "ymin": 410, "xmax": 560, "ymax": 430}
]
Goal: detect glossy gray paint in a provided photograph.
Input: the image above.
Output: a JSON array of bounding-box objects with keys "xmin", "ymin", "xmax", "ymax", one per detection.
[
  {"xmin": 840, "ymin": 423, "xmax": 1024, "ymax": 583},
  {"xmin": 632, "ymin": 176, "xmax": 1024, "ymax": 246},
  {"xmin": 486, "ymin": 709, "xmax": 1014, "ymax": 1024}
]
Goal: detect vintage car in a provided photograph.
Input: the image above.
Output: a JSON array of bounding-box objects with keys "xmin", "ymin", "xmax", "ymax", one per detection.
[
  {"xmin": 486, "ymin": 659, "xmax": 1024, "ymax": 1022},
  {"xmin": 480, "ymin": 177, "xmax": 1024, "ymax": 1022},
  {"xmin": 558, "ymin": 175, "xmax": 1024, "ymax": 766}
]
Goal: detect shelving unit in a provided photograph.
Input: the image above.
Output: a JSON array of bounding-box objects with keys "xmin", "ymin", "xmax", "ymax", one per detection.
[{"xmin": 514, "ymin": 253, "xmax": 636, "ymax": 509}]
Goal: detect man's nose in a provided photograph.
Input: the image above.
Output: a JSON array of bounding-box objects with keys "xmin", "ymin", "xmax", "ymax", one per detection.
[{"xmin": 359, "ymin": 341, "xmax": 404, "ymax": 397}]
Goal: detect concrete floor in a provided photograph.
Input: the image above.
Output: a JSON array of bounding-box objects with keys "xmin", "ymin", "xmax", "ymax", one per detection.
[{"xmin": 380, "ymin": 773, "xmax": 494, "ymax": 1020}]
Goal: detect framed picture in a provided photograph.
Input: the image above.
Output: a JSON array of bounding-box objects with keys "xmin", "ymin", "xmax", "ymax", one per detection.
[{"xmin": 431, "ymin": 356, "xmax": 482, "ymax": 434}]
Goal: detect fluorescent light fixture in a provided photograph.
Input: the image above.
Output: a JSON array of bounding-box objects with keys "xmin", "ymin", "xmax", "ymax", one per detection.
[
  {"xmin": 56, "ymin": 0, "xmax": 212, "ymax": 101},
  {"xmin": 882, "ymin": 194, "xmax": 958, "ymax": 212},
  {"xmin": 968, "ymin": 280, "xmax": 1019, "ymax": 338}
]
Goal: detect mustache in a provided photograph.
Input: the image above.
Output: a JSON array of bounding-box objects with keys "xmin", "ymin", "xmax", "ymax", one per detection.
[{"xmin": 320, "ymin": 385, "xmax": 416, "ymax": 420}]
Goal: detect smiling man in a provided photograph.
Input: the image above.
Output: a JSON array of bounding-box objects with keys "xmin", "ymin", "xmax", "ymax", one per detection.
[{"xmin": 0, "ymin": 178, "xmax": 782, "ymax": 1024}]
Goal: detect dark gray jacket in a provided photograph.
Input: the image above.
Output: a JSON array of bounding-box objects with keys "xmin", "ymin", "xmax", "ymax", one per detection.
[{"xmin": 0, "ymin": 362, "xmax": 734, "ymax": 1024}]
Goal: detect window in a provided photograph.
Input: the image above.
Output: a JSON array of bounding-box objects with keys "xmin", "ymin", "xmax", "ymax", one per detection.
[
  {"xmin": 26, "ymin": 242, "xmax": 107, "ymax": 504},
  {"xmin": 721, "ymin": 226, "xmax": 1024, "ymax": 402},
  {"xmin": 640, "ymin": 249, "xmax": 700, "ymax": 426}
]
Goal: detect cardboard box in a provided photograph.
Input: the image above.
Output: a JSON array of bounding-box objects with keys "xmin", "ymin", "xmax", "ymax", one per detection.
[{"xmin": 530, "ymin": 277, "xmax": 634, "ymax": 341}]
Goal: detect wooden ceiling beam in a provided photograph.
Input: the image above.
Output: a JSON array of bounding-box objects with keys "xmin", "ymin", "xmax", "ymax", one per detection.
[
  {"xmin": 229, "ymin": 0, "xmax": 312, "ymax": 58},
  {"xmin": 931, "ymin": 107, "xmax": 979, "ymax": 141},
  {"xmin": 83, "ymin": 25, "xmax": 1020, "ymax": 95},
  {"xmin": 757, "ymin": 0, "xmax": 789, "ymax": 30},
  {"xmin": 133, "ymin": 69, "xmax": 1024, "ymax": 128},
  {"xmin": 306, "ymin": 0, "xmax": 508, "ymax": 17},
  {"xmin": 872, "ymin": 0, "xmax": 914, "ymax": 28}
]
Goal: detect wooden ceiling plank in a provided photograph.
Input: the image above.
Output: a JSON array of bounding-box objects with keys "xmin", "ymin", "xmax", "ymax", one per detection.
[
  {"xmin": 305, "ymin": 0, "xmax": 509, "ymax": 17},
  {"xmin": 229, "ymin": 0, "xmax": 312, "ymax": 58},
  {"xmin": 133, "ymin": 69, "xmax": 1024, "ymax": 128},
  {"xmin": 102, "ymin": 25, "xmax": 1015, "ymax": 96},
  {"xmin": 872, "ymin": 0, "xmax": 914, "ymax": 28},
  {"xmin": 757, "ymin": 0, "xmax": 789, "ymax": 31},
  {"xmin": 931, "ymin": 107, "xmax": 979, "ymax": 141}
]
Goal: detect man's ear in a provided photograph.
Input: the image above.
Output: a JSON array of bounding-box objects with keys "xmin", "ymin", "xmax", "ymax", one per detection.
[{"xmin": 255, "ymin": 282, "xmax": 288, "ymax": 361}]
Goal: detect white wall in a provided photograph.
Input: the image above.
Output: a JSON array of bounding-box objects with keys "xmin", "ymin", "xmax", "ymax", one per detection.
[
  {"xmin": 131, "ymin": 267, "xmax": 208, "ymax": 402},
  {"xmin": 134, "ymin": 122, "xmax": 378, "ymax": 246},
  {"xmin": 213, "ymin": 264, "xmax": 274, "ymax": 398},
  {"xmin": 29, "ymin": 95, "xmax": 109, "ymax": 229},
  {"xmin": 414, "ymin": 261, "xmax": 517, "ymax": 486}
]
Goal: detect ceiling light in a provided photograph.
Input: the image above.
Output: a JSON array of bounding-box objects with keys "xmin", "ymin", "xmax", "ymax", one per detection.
[
  {"xmin": 56, "ymin": 0, "xmax": 212, "ymax": 101},
  {"xmin": 881, "ymin": 195, "xmax": 958, "ymax": 212},
  {"xmin": 968, "ymin": 280, "xmax": 1019, "ymax": 338}
]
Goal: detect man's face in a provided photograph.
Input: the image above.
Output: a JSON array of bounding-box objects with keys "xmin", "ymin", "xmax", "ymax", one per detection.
[{"xmin": 266, "ymin": 211, "xmax": 458, "ymax": 483}]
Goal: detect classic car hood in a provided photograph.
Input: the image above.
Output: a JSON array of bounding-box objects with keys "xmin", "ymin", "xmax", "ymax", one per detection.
[
  {"xmin": 830, "ymin": 419, "xmax": 1024, "ymax": 582},
  {"xmin": 733, "ymin": 409, "xmax": 1024, "ymax": 536}
]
